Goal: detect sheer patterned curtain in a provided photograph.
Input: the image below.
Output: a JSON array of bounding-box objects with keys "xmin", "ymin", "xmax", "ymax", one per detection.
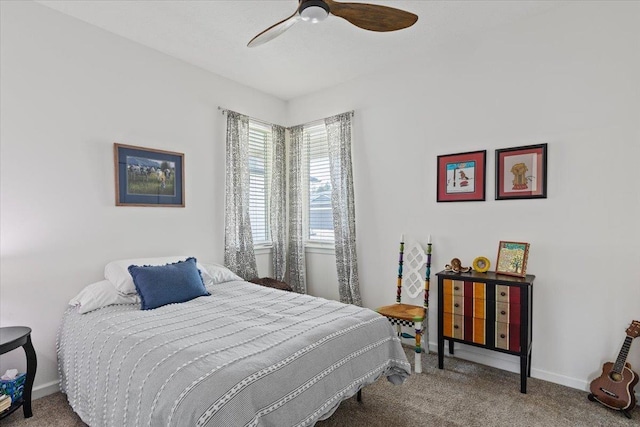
[
  {"xmin": 224, "ymin": 111, "xmax": 258, "ymax": 280},
  {"xmin": 287, "ymin": 125, "xmax": 306, "ymax": 293},
  {"xmin": 270, "ymin": 124, "xmax": 287, "ymax": 282},
  {"xmin": 325, "ymin": 112, "xmax": 362, "ymax": 306}
]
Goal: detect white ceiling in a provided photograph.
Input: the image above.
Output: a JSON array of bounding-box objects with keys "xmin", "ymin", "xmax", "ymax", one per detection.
[{"xmin": 36, "ymin": 1, "xmax": 560, "ymax": 101}]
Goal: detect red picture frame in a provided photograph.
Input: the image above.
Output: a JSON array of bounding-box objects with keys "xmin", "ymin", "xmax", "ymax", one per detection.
[
  {"xmin": 437, "ymin": 150, "xmax": 486, "ymax": 202},
  {"xmin": 495, "ymin": 144, "xmax": 547, "ymax": 200}
]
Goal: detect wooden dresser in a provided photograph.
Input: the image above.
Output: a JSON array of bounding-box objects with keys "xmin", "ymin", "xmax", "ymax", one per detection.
[{"xmin": 436, "ymin": 270, "xmax": 535, "ymax": 393}]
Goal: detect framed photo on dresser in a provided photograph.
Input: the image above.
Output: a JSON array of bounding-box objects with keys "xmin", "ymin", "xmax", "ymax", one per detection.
[{"xmin": 495, "ymin": 241, "xmax": 530, "ymax": 277}]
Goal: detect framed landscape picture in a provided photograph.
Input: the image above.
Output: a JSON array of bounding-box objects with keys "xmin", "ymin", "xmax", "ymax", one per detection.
[
  {"xmin": 495, "ymin": 143, "xmax": 547, "ymax": 200},
  {"xmin": 495, "ymin": 241, "xmax": 530, "ymax": 277},
  {"xmin": 114, "ymin": 143, "xmax": 184, "ymax": 207},
  {"xmin": 437, "ymin": 150, "xmax": 486, "ymax": 202}
]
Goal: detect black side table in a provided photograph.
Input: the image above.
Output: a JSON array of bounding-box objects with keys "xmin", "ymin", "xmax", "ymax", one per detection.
[{"xmin": 0, "ymin": 327, "xmax": 37, "ymax": 419}]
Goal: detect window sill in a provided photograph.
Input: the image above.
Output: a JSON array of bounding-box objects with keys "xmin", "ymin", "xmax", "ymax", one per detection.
[
  {"xmin": 254, "ymin": 244, "xmax": 273, "ymax": 255},
  {"xmin": 252, "ymin": 243, "xmax": 335, "ymax": 255},
  {"xmin": 305, "ymin": 242, "xmax": 335, "ymax": 255}
]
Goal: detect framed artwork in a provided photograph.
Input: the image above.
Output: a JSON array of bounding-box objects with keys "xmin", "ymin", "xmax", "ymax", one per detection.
[
  {"xmin": 437, "ymin": 150, "xmax": 486, "ymax": 202},
  {"xmin": 495, "ymin": 241, "xmax": 530, "ymax": 277},
  {"xmin": 495, "ymin": 143, "xmax": 547, "ymax": 200},
  {"xmin": 114, "ymin": 143, "xmax": 185, "ymax": 207}
]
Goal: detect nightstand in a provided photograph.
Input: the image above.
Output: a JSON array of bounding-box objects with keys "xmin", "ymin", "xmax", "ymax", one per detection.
[{"xmin": 0, "ymin": 327, "xmax": 37, "ymax": 419}]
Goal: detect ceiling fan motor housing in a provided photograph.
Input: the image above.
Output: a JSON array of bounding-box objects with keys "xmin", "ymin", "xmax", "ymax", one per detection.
[{"xmin": 299, "ymin": 0, "xmax": 330, "ymax": 22}]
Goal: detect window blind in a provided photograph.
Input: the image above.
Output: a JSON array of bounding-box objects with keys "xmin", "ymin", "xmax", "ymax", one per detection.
[
  {"xmin": 248, "ymin": 120, "xmax": 272, "ymax": 244},
  {"xmin": 304, "ymin": 122, "xmax": 334, "ymax": 242}
]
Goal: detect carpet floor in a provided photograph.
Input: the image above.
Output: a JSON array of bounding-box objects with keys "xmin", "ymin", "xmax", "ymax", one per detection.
[{"xmin": 2, "ymin": 348, "xmax": 638, "ymax": 426}]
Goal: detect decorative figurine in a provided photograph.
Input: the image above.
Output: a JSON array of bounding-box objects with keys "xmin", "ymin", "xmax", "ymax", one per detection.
[{"xmin": 444, "ymin": 258, "xmax": 471, "ymax": 273}]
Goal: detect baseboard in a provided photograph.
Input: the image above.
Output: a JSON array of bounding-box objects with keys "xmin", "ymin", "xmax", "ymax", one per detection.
[
  {"xmin": 414, "ymin": 339, "xmax": 640, "ymax": 401},
  {"xmin": 32, "ymin": 380, "xmax": 60, "ymax": 399}
]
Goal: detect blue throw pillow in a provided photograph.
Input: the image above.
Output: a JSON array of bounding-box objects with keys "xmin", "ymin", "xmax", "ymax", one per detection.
[{"xmin": 128, "ymin": 257, "xmax": 210, "ymax": 310}]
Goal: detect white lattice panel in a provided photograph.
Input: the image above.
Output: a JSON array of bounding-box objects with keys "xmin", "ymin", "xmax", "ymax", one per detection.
[{"xmin": 403, "ymin": 242, "xmax": 427, "ymax": 298}]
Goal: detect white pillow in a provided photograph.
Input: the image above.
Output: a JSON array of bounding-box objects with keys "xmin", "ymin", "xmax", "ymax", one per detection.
[
  {"xmin": 69, "ymin": 280, "xmax": 140, "ymax": 314},
  {"xmin": 199, "ymin": 262, "xmax": 243, "ymax": 285},
  {"xmin": 105, "ymin": 256, "xmax": 208, "ymax": 295}
]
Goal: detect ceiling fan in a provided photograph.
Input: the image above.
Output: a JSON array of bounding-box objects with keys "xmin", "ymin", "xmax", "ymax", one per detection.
[{"xmin": 247, "ymin": 0, "xmax": 418, "ymax": 48}]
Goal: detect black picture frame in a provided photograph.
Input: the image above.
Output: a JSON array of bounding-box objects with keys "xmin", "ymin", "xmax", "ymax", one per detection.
[
  {"xmin": 495, "ymin": 143, "xmax": 547, "ymax": 200},
  {"xmin": 114, "ymin": 143, "xmax": 185, "ymax": 207}
]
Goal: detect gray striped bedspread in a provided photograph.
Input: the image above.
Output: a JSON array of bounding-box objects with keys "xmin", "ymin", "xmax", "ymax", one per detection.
[{"xmin": 57, "ymin": 280, "xmax": 411, "ymax": 427}]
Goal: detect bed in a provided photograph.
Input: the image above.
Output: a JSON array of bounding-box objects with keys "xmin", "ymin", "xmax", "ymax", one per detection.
[{"xmin": 57, "ymin": 266, "xmax": 411, "ymax": 427}]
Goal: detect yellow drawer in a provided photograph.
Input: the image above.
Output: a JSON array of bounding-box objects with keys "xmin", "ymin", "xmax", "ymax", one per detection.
[
  {"xmin": 473, "ymin": 282, "xmax": 486, "ymax": 300},
  {"xmin": 443, "ymin": 313, "xmax": 464, "ymax": 339},
  {"xmin": 443, "ymin": 279, "xmax": 465, "ymax": 296},
  {"xmin": 472, "ymin": 317, "xmax": 486, "ymax": 345},
  {"xmin": 474, "ymin": 297, "xmax": 486, "ymax": 319}
]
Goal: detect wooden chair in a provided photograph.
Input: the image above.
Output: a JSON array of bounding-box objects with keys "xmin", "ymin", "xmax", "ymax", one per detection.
[{"xmin": 376, "ymin": 237, "xmax": 432, "ymax": 374}]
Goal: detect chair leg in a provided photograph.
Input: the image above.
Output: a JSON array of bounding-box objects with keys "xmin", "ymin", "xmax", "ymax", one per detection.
[
  {"xmin": 414, "ymin": 322, "xmax": 422, "ymax": 374},
  {"xmin": 423, "ymin": 319, "xmax": 429, "ymax": 355}
]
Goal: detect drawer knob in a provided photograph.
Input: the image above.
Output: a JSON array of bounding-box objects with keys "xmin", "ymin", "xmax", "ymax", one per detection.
[
  {"xmin": 500, "ymin": 334, "xmax": 506, "ymax": 339},
  {"xmin": 500, "ymin": 292, "xmax": 506, "ymax": 297},
  {"xmin": 454, "ymin": 325, "xmax": 459, "ymax": 329},
  {"xmin": 501, "ymin": 310, "xmax": 506, "ymax": 315},
  {"xmin": 454, "ymin": 303, "xmax": 460, "ymax": 308},
  {"xmin": 454, "ymin": 286, "xmax": 460, "ymax": 291}
]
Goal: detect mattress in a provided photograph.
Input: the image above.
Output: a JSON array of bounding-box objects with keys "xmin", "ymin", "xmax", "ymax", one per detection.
[{"xmin": 57, "ymin": 280, "xmax": 411, "ymax": 426}]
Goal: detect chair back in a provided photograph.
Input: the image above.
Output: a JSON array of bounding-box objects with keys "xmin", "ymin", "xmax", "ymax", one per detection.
[{"xmin": 397, "ymin": 237, "xmax": 432, "ymax": 308}]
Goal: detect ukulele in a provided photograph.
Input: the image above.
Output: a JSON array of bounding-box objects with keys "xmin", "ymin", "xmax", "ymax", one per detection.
[{"xmin": 588, "ymin": 320, "xmax": 640, "ymax": 418}]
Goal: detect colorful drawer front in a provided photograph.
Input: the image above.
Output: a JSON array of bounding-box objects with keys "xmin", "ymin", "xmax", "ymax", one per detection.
[
  {"xmin": 443, "ymin": 279, "xmax": 465, "ymax": 296},
  {"xmin": 496, "ymin": 285, "xmax": 520, "ymax": 304},
  {"xmin": 468, "ymin": 282, "xmax": 486, "ymax": 344},
  {"xmin": 494, "ymin": 284, "xmax": 521, "ymax": 351},
  {"xmin": 442, "ymin": 280, "xmax": 486, "ymax": 345},
  {"xmin": 443, "ymin": 313, "xmax": 464, "ymax": 339},
  {"xmin": 443, "ymin": 313, "xmax": 487, "ymax": 344},
  {"xmin": 443, "ymin": 294, "xmax": 467, "ymax": 315},
  {"xmin": 443, "ymin": 280, "xmax": 486, "ymax": 311},
  {"xmin": 495, "ymin": 302, "xmax": 521, "ymax": 325},
  {"xmin": 495, "ymin": 322, "xmax": 521, "ymax": 351}
]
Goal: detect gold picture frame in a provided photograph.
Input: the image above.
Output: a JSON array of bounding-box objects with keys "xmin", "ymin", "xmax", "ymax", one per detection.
[{"xmin": 495, "ymin": 241, "xmax": 530, "ymax": 277}]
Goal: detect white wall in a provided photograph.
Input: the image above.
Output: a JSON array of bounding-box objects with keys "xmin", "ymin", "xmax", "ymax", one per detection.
[
  {"xmin": 0, "ymin": 1, "xmax": 285, "ymax": 397},
  {"xmin": 287, "ymin": 2, "xmax": 640, "ymax": 392},
  {"xmin": 2, "ymin": 0, "xmax": 639, "ymax": 401}
]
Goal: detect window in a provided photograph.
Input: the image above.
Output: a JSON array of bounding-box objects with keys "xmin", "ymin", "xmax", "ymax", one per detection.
[
  {"xmin": 247, "ymin": 119, "xmax": 334, "ymax": 246},
  {"xmin": 304, "ymin": 122, "xmax": 334, "ymax": 243},
  {"xmin": 248, "ymin": 120, "xmax": 272, "ymax": 244}
]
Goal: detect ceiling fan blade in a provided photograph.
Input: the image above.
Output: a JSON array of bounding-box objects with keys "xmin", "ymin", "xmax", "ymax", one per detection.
[
  {"xmin": 325, "ymin": 0, "xmax": 418, "ymax": 32},
  {"xmin": 247, "ymin": 11, "xmax": 302, "ymax": 47}
]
